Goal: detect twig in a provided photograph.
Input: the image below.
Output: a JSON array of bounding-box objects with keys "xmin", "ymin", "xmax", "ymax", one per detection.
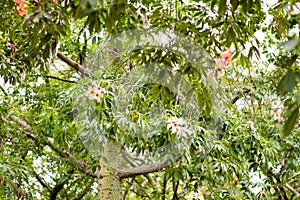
[
  {"xmin": 172, "ymin": 180, "xmax": 179, "ymax": 200},
  {"xmin": 162, "ymin": 174, "xmax": 167, "ymax": 200}
]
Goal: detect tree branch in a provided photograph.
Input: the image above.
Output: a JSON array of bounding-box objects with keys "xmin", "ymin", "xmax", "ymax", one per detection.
[
  {"xmin": 50, "ymin": 172, "xmax": 73, "ymax": 200},
  {"xmin": 284, "ymin": 183, "xmax": 300, "ymax": 197},
  {"xmin": 115, "ymin": 161, "xmax": 167, "ymax": 179},
  {"xmin": 9, "ymin": 112, "xmax": 168, "ymax": 182},
  {"xmin": 33, "ymin": 170, "xmax": 52, "ymax": 192},
  {"xmin": 44, "ymin": 75, "xmax": 77, "ymax": 83},
  {"xmin": 57, "ymin": 51, "xmax": 91, "ymax": 77},
  {"xmin": 162, "ymin": 174, "xmax": 167, "ymax": 200},
  {"xmin": 172, "ymin": 180, "xmax": 179, "ymax": 200},
  {"xmin": 0, "ymin": 84, "xmax": 8, "ymax": 96},
  {"xmin": 124, "ymin": 179, "xmax": 151, "ymax": 199},
  {"xmin": 287, "ymin": 172, "xmax": 300, "ymax": 181},
  {"xmin": 9, "ymin": 115, "xmax": 166, "ymax": 181},
  {"xmin": 9, "ymin": 115, "xmax": 101, "ymax": 179},
  {"xmin": 231, "ymin": 89, "xmax": 251, "ymax": 104}
]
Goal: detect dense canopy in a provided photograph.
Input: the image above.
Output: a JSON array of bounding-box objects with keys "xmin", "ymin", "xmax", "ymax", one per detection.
[{"xmin": 0, "ymin": 0, "xmax": 300, "ymax": 199}]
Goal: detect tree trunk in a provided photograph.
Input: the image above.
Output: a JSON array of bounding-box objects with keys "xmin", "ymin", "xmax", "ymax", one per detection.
[
  {"xmin": 98, "ymin": 143, "xmax": 123, "ymax": 200},
  {"xmin": 98, "ymin": 165, "xmax": 122, "ymax": 200}
]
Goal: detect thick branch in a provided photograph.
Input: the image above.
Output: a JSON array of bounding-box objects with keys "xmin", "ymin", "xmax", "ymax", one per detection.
[
  {"xmin": 9, "ymin": 115, "xmax": 100, "ymax": 179},
  {"xmin": 50, "ymin": 175, "xmax": 70, "ymax": 200},
  {"xmin": 115, "ymin": 161, "xmax": 167, "ymax": 179},
  {"xmin": 48, "ymin": 140, "xmax": 100, "ymax": 178},
  {"xmin": 57, "ymin": 51, "xmax": 91, "ymax": 77},
  {"xmin": 10, "ymin": 115, "xmax": 167, "ymax": 181}
]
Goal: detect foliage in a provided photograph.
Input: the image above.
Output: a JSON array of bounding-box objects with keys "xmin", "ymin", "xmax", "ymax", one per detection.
[{"xmin": 0, "ymin": 0, "xmax": 300, "ymax": 199}]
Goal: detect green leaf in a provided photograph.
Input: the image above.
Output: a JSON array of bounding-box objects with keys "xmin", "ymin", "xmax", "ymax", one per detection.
[
  {"xmin": 285, "ymin": 55, "xmax": 298, "ymax": 68},
  {"xmin": 210, "ymin": 0, "xmax": 217, "ymax": 10},
  {"xmin": 227, "ymin": 27, "xmax": 236, "ymax": 45},
  {"xmin": 283, "ymin": 107, "xmax": 299, "ymax": 137},
  {"xmin": 230, "ymin": 0, "xmax": 238, "ymax": 11},
  {"xmin": 218, "ymin": 0, "xmax": 227, "ymax": 17},
  {"xmin": 277, "ymin": 70, "xmax": 295, "ymax": 95}
]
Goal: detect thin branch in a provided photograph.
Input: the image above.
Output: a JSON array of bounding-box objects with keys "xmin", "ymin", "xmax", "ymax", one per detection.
[
  {"xmin": 231, "ymin": 89, "xmax": 251, "ymax": 104},
  {"xmin": 126, "ymin": 187, "xmax": 150, "ymax": 199},
  {"xmin": 47, "ymin": 141, "xmax": 100, "ymax": 178},
  {"xmin": 9, "ymin": 179, "xmax": 26, "ymax": 199},
  {"xmin": 0, "ymin": 85, "xmax": 8, "ymax": 96},
  {"xmin": 172, "ymin": 180, "xmax": 179, "ymax": 200},
  {"xmin": 124, "ymin": 179, "xmax": 151, "ymax": 199},
  {"xmin": 115, "ymin": 161, "xmax": 167, "ymax": 179},
  {"xmin": 287, "ymin": 172, "xmax": 300, "ymax": 181},
  {"xmin": 284, "ymin": 183, "xmax": 300, "ymax": 197},
  {"xmin": 8, "ymin": 115, "xmax": 101, "ymax": 179},
  {"xmin": 44, "ymin": 75, "xmax": 77, "ymax": 83},
  {"xmin": 57, "ymin": 51, "xmax": 91, "ymax": 77},
  {"xmin": 64, "ymin": 188, "xmax": 70, "ymax": 200},
  {"xmin": 33, "ymin": 170, "xmax": 52, "ymax": 192},
  {"xmin": 9, "ymin": 116, "xmax": 35, "ymax": 139}
]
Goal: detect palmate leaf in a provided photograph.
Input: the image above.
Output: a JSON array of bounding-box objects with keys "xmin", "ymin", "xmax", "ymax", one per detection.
[{"xmin": 283, "ymin": 106, "xmax": 299, "ymax": 137}]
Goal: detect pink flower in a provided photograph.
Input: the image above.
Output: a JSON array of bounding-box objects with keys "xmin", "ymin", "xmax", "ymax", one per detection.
[
  {"xmin": 20, "ymin": 73, "xmax": 26, "ymax": 81},
  {"xmin": 142, "ymin": 13, "xmax": 149, "ymax": 28},
  {"xmin": 87, "ymin": 85, "xmax": 107, "ymax": 103},
  {"xmin": 13, "ymin": 0, "xmax": 28, "ymax": 16},
  {"xmin": 220, "ymin": 49, "xmax": 232, "ymax": 66},
  {"xmin": 215, "ymin": 49, "xmax": 233, "ymax": 70},
  {"xmin": 8, "ymin": 43, "xmax": 17, "ymax": 56},
  {"xmin": 214, "ymin": 49, "xmax": 233, "ymax": 78}
]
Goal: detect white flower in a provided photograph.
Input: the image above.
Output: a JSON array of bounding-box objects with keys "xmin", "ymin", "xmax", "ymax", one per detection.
[
  {"xmin": 167, "ymin": 117, "xmax": 191, "ymax": 137},
  {"xmin": 177, "ymin": 127, "xmax": 192, "ymax": 137}
]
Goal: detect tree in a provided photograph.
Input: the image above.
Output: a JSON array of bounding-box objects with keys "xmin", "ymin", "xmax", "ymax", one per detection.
[{"xmin": 1, "ymin": 0, "xmax": 300, "ymax": 199}]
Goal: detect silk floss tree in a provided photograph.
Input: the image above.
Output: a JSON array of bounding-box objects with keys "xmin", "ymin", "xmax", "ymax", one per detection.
[{"xmin": 72, "ymin": 27, "xmax": 226, "ymax": 199}]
